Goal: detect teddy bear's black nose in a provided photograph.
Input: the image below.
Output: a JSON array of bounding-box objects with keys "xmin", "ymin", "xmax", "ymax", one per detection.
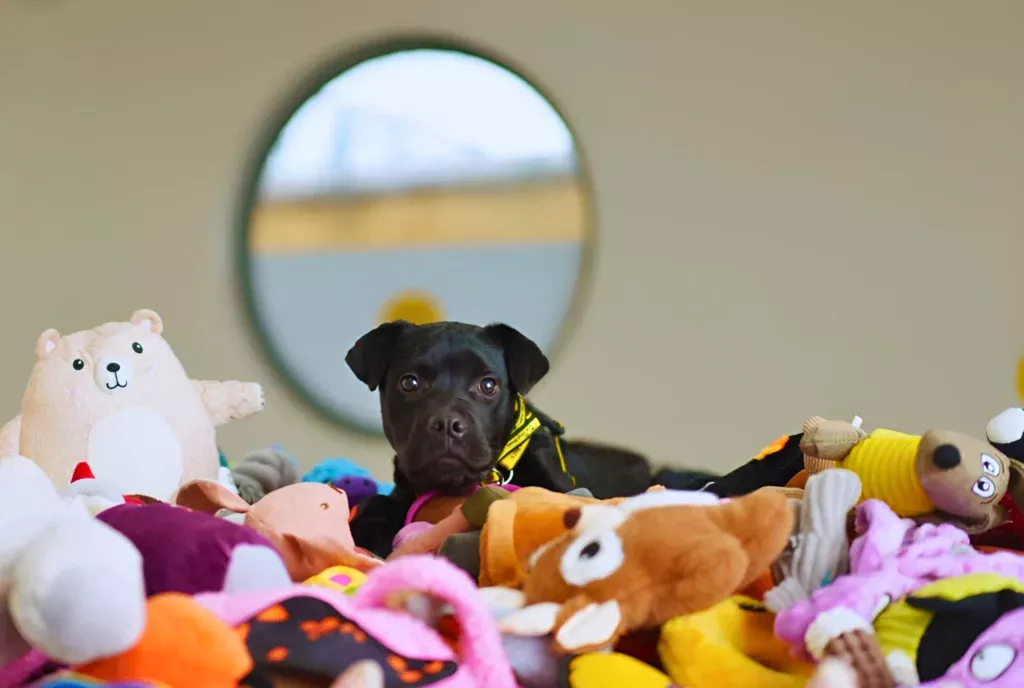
[
  {"xmin": 933, "ymin": 444, "xmax": 961, "ymax": 470},
  {"xmin": 106, "ymin": 362, "xmax": 120, "ymax": 373}
]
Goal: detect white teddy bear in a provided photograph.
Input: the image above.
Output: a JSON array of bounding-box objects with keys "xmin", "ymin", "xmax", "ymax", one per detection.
[{"xmin": 0, "ymin": 455, "xmax": 146, "ymax": 667}]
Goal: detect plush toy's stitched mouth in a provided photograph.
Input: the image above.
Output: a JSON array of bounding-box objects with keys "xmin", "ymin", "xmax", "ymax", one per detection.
[{"xmin": 105, "ymin": 373, "xmax": 128, "ymax": 390}]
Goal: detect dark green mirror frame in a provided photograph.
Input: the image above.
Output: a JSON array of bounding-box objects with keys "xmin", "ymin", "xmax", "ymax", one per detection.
[{"xmin": 234, "ymin": 34, "xmax": 599, "ymax": 436}]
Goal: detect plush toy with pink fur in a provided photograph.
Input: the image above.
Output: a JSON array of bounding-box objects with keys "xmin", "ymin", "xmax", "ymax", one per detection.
[{"xmin": 0, "ymin": 309, "xmax": 264, "ymax": 501}]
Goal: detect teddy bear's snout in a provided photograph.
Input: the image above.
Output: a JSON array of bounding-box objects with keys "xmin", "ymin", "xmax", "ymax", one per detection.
[{"xmin": 95, "ymin": 356, "xmax": 133, "ymax": 393}]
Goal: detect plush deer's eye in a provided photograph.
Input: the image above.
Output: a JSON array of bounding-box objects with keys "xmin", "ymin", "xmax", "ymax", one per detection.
[
  {"xmin": 559, "ymin": 529, "xmax": 625, "ymax": 586},
  {"xmin": 972, "ymin": 476, "xmax": 996, "ymax": 499},
  {"xmin": 981, "ymin": 454, "xmax": 1001, "ymax": 477}
]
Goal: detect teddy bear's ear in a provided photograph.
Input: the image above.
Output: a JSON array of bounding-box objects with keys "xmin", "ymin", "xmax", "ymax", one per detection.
[
  {"xmin": 35, "ymin": 329, "xmax": 61, "ymax": 360},
  {"xmin": 130, "ymin": 309, "xmax": 164, "ymax": 335}
]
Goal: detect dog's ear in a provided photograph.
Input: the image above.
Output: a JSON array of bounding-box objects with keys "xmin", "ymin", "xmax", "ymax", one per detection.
[
  {"xmin": 484, "ymin": 323, "xmax": 550, "ymax": 395},
  {"xmin": 346, "ymin": 320, "xmax": 412, "ymax": 392}
]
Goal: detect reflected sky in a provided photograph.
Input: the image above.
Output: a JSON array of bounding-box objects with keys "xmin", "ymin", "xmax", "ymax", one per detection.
[{"xmin": 259, "ymin": 49, "xmax": 578, "ymax": 198}]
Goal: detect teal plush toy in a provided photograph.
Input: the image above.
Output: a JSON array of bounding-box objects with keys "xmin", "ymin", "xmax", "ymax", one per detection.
[{"xmin": 303, "ymin": 458, "xmax": 393, "ymax": 507}]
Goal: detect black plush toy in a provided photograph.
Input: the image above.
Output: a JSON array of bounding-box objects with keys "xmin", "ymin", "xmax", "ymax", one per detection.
[
  {"xmin": 972, "ymin": 407, "xmax": 1024, "ymax": 550},
  {"xmin": 654, "ymin": 432, "xmax": 806, "ymax": 497},
  {"xmin": 986, "ymin": 407, "xmax": 1024, "ymax": 462}
]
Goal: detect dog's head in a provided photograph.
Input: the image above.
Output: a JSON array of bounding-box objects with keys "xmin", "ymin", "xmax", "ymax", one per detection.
[
  {"xmin": 346, "ymin": 321, "xmax": 549, "ymax": 496},
  {"xmin": 916, "ymin": 429, "xmax": 1024, "ymax": 531}
]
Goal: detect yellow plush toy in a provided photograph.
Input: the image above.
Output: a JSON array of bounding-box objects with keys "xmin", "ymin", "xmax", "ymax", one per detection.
[
  {"xmin": 659, "ymin": 596, "xmax": 814, "ymax": 688},
  {"xmin": 564, "ymin": 653, "xmax": 675, "ymax": 688},
  {"xmin": 869, "ymin": 572, "xmax": 1024, "ymax": 686},
  {"xmin": 304, "ymin": 565, "xmax": 368, "ymax": 595},
  {"xmin": 799, "ymin": 416, "xmax": 1024, "ymax": 533}
]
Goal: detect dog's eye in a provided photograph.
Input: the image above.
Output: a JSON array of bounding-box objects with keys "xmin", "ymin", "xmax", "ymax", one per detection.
[
  {"xmin": 399, "ymin": 374, "xmax": 420, "ymax": 393},
  {"xmin": 973, "ymin": 476, "xmax": 996, "ymax": 499},
  {"xmin": 981, "ymin": 454, "xmax": 1001, "ymax": 477},
  {"xmin": 478, "ymin": 377, "xmax": 499, "ymax": 396}
]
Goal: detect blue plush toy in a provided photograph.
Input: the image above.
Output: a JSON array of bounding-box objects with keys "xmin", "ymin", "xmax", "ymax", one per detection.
[{"xmin": 302, "ymin": 457, "xmax": 393, "ymax": 507}]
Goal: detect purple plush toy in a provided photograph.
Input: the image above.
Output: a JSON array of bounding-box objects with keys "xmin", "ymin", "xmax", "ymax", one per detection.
[
  {"xmin": 331, "ymin": 474, "xmax": 380, "ymax": 506},
  {"xmin": 97, "ymin": 503, "xmax": 291, "ymax": 597}
]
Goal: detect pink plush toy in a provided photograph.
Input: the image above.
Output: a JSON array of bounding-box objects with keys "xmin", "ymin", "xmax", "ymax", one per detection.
[
  {"xmin": 193, "ymin": 555, "xmax": 518, "ymax": 688},
  {"xmin": 0, "ymin": 309, "xmax": 264, "ymax": 501},
  {"xmin": 775, "ymin": 498, "xmax": 1024, "ymax": 661},
  {"xmin": 175, "ymin": 479, "xmax": 382, "ymax": 581}
]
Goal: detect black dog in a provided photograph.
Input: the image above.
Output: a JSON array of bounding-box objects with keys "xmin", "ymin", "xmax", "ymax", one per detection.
[{"xmin": 345, "ymin": 320, "xmax": 652, "ymax": 556}]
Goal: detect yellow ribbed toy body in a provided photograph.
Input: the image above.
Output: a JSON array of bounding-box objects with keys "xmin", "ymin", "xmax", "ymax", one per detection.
[{"xmin": 843, "ymin": 429, "xmax": 934, "ymax": 517}]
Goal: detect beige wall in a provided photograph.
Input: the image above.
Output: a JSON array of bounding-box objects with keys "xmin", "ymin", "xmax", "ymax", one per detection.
[{"xmin": 1, "ymin": 1, "xmax": 1022, "ymax": 478}]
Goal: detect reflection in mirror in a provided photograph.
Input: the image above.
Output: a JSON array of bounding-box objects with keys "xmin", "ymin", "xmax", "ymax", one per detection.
[{"xmin": 243, "ymin": 47, "xmax": 592, "ymax": 433}]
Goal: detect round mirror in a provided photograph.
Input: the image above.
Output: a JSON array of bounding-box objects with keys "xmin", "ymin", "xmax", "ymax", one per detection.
[{"xmin": 240, "ymin": 43, "xmax": 593, "ymax": 433}]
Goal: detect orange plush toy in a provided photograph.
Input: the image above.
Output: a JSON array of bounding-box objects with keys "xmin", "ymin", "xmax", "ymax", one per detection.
[
  {"xmin": 74, "ymin": 593, "xmax": 251, "ymax": 687},
  {"xmin": 494, "ymin": 488, "xmax": 793, "ymax": 654},
  {"xmin": 477, "ymin": 485, "xmax": 673, "ymax": 588}
]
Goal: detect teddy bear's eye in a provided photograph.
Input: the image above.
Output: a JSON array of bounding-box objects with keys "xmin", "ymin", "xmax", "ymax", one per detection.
[
  {"xmin": 981, "ymin": 454, "xmax": 1001, "ymax": 477},
  {"xmin": 132, "ymin": 342, "xmax": 144, "ymax": 354},
  {"xmin": 972, "ymin": 476, "xmax": 996, "ymax": 499},
  {"xmin": 72, "ymin": 359, "xmax": 85, "ymax": 371}
]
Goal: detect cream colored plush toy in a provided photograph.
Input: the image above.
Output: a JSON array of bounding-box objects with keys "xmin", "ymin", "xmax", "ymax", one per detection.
[
  {"xmin": 0, "ymin": 309, "xmax": 265, "ymax": 501},
  {"xmin": 0, "ymin": 455, "xmax": 146, "ymax": 667}
]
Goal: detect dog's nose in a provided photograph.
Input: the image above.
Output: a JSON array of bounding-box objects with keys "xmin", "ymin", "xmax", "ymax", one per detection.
[
  {"xmin": 428, "ymin": 413, "xmax": 468, "ymax": 439},
  {"xmin": 933, "ymin": 444, "xmax": 961, "ymax": 470},
  {"xmin": 106, "ymin": 362, "xmax": 120, "ymax": 373}
]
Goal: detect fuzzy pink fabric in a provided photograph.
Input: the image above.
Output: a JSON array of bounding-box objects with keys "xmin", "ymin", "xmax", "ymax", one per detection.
[
  {"xmin": 775, "ymin": 499, "xmax": 1024, "ymax": 659},
  {"xmin": 392, "ymin": 521, "xmax": 433, "ymax": 550},
  {"xmin": 196, "ymin": 555, "xmax": 517, "ymax": 688}
]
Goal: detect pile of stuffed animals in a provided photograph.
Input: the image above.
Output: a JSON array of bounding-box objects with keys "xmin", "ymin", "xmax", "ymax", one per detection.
[{"xmin": 3, "ymin": 309, "xmax": 1024, "ymax": 687}]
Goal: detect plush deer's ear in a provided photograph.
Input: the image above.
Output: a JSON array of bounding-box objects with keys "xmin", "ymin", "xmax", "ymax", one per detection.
[
  {"xmin": 553, "ymin": 599, "xmax": 624, "ymax": 654},
  {"xmin": 130, "ymin": 309, "xmax": 164, "ymax": 335},
  {"xmin": 35, "ymin": 329, "xmax": 61, "ymax": 360}
]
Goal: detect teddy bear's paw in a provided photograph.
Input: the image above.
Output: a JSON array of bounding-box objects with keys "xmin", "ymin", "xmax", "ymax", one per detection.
[
  {"xmin": 498, "ymin": 602, "xmax": 561, "ymax": 636},
  {"xmin": 11, "ymin": 514, "xmax": 146, "ymax": 664},
  {"xmin": 554, "ymin": 600, "xmax": 623, "ymax": 653}
]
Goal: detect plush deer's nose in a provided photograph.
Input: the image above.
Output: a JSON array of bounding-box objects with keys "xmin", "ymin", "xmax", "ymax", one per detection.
[{"xmin": 933, "ymin": 444, "xmax": 961, "ymax": 470}]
